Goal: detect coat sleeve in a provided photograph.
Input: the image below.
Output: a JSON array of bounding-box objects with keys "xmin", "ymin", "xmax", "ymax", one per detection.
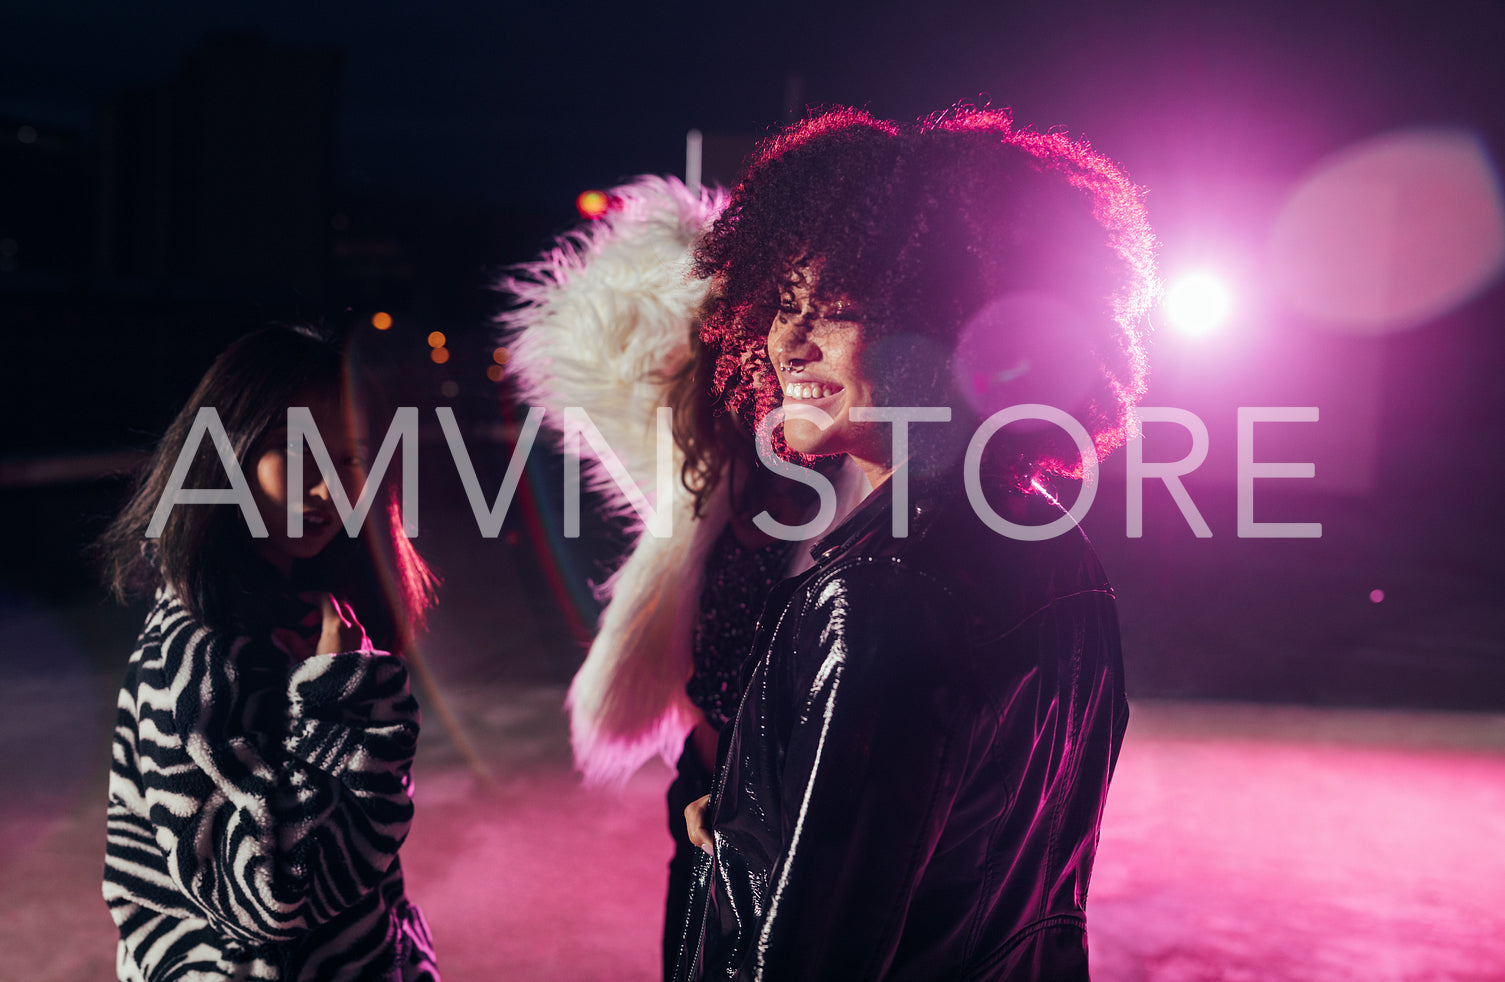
[
  {"xmin": 739, "ymin": 563, "xmax": 980, "ymax": 981},
  {"xmin": 137, "ymin": 611, "xmax": 418, "ymax": 944}
]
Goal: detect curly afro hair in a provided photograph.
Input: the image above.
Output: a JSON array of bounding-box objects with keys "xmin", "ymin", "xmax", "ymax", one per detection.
[{"xmin": 693, "ymin": 105, "xmax": 1159, "ymax": 479}]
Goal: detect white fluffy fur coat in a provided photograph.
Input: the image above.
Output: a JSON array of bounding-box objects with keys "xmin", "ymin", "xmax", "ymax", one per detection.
[{"xmin": 500, "ymin": 176, "xmax": 728, "ymax": 785}]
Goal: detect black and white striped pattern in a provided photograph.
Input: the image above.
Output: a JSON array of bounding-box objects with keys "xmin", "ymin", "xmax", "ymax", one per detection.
[{"xmin": 105, "ymin": 590, "xmax": 440, "ymax": 980}]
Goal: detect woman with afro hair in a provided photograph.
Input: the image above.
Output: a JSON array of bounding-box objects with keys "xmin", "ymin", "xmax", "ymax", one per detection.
[{"xmin": 674, "ymin": 105, "xmax": 1158, "ymax": 981}]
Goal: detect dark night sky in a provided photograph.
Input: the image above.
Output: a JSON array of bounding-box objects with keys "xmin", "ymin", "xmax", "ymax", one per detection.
[
  {"xmin": 7, "ymin": 0, "xmax": 1503, "ymax": 209},
  {"xmin": 5, "ymin": 1, "xmax": 1505, "ymax": 504},
  {"xmin": 1, "ymin": 0, "xmax": 1503, "ymax": 698}
]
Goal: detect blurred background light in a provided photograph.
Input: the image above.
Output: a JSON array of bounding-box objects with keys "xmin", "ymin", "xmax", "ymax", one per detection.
[
  {"xmin": 1164, "ymin": 273, "xmax": 1232, "ymax": 336},
  {"xmin": 427, "ymin": 330, "xmax": 446, "ymax": 348},
  {"xmin": 371, "ymin": 311, "xmax": 393, "ymax": 330},
  {"xmin": 1269, "ymin": 128, "xmax": 1505, "ymax": 333},
  {"xmin": 951, "ymin": 292, "xmax": 1098, "ymax": 417},
  {"xmin": 431, "ymin": 346, "xmax": 449, "ymax": 364},
  {"xmin": 575, "ymin": 190, "xmax": 610, "ymax": 220}
]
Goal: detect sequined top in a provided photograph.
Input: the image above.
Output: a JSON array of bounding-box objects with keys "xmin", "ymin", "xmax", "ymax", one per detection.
[{"xmin": 685, "ymin": 523, "xmax": 792, "ymax": 729}]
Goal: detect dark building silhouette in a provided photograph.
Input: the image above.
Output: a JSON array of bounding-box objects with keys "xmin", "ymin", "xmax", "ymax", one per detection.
[{"xmin": 95, "ymin": 32, "xmax": 340, "ymax": 296}]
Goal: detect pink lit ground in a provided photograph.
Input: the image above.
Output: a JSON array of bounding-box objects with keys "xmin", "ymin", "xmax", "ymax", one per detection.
[{"xmin": 4, "ymin": 643, "xmax": 1505, "ymax": 981}]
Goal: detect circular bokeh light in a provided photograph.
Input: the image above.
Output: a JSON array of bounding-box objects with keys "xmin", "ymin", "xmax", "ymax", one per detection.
[{"xmin": 576, "ymin": 190, "xmax": 610, "ymax": 220}]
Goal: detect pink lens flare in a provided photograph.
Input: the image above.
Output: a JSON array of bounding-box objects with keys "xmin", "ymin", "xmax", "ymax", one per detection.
[{"xmin": 1269, "ymin": 128, "xmax": 1505, "ymax": 333}]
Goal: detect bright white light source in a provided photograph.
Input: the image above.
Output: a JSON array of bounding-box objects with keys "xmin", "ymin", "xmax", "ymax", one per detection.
[{"xmin": 1165, "ymin": 274, "xmax": 1231, "ymax": 336}]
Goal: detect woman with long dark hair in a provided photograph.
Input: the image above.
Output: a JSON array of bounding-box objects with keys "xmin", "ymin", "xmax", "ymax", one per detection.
[{"xmin": 97, "ymin": 325, "xmax": 440, "ymax": 980}]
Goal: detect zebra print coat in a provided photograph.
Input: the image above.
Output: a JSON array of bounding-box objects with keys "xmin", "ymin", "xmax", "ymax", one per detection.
[{"xmin": 104, "ymin": 589, "xmax": 440, "ymax": 980}]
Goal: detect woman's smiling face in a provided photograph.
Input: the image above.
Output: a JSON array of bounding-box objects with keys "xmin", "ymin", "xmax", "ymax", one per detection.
[
  {"xmin": 767, "ymin": 264, "xmax": 886, "ymax": 469},
  {"xmin": 247, "ymin": 391, "xmax": 368, "ymax": 576}
]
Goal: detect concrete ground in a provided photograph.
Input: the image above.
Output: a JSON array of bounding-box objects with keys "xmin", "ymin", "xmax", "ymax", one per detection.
[
  {"xmin": 4, "ymin": 461, "xmax": 1504, "ymax": 980},
  {"xmin": 4, "ymin": 593, "xmax": 1504, "ymax": 982}
]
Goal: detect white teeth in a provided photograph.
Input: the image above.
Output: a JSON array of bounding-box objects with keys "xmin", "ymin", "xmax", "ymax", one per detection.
[{"xmin": 784, "ymin": 382, "xmax": 841, "ymax": 400}]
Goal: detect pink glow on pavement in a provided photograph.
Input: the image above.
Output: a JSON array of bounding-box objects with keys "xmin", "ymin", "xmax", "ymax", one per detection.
[{"xmin": 7, "ymin": 690, "xmax": 1505, "ymax": 978}]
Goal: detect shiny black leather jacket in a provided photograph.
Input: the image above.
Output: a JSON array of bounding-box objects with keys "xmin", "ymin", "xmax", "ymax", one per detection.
[{"xmin": 677, "ymin": 471, "xmax": 1129, "ymax": 981}]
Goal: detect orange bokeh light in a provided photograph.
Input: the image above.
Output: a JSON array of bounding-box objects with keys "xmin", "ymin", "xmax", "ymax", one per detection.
[
  {"xmin": 371, "ymin": 311, "xmax": 393, "ymax": 330},
  {"xmin": 486, "ymin": 364, "xmax": 505, "ymax": 382},
  {"xmin": 427, "ymin": 331, "xmax": 446, "ymax": 349},
  {"xmin": 492, "ymin": 346, "xmax": 510, "ymax": 365},
  {"xmin": 576, "ymin": 190, "xmax": 610, "ymax": 220},
  {"xmin": 431, "ymin": 347, "xmax": 450, "ymax": 365}
]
